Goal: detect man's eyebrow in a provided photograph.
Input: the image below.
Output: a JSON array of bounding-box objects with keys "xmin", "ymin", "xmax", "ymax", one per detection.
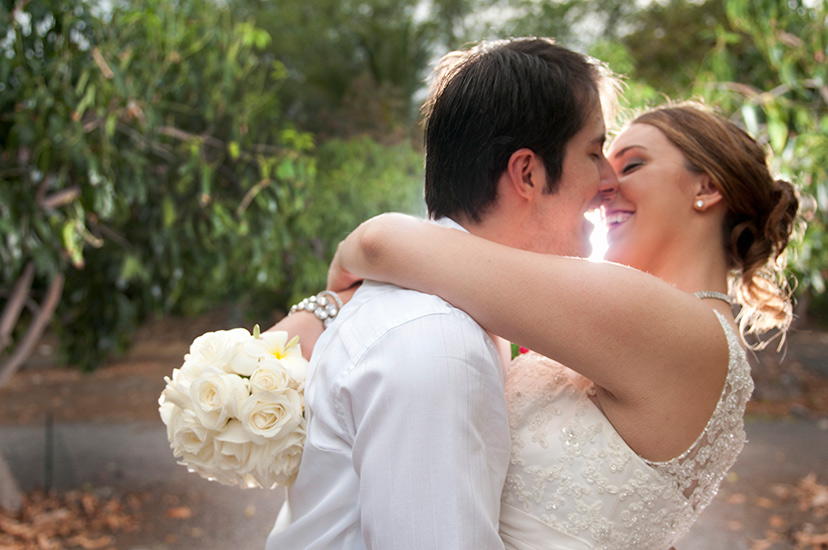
[{"xmin": 593, "ymin": 135, "xmax": 606, "ymax": 147}]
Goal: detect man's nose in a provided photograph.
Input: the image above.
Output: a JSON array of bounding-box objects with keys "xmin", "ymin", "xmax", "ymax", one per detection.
[{"xmin": 598, "ymin": 159, "xmax": 618, "ymax": 200}]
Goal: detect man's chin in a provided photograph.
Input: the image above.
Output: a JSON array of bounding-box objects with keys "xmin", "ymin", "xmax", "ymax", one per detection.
[{"xmin": 574, "ymin": 239, "xmax": 592, "ymax": 258}]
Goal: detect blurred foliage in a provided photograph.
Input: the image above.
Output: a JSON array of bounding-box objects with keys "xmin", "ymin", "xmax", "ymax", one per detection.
[
  {"xmin": 240, "ymin": 0, "xmax": 499, "ymax": 138},
  {"xmin": 698, "ymin": 0, "xmax": 828, "ymax": 309},
  {"xmin": 0, "ymin": 0, "xmax": 424, "ymax": 369},
  {"xmin": 0, "ymin": 0, "xmax": 826, "ymax": 371}
]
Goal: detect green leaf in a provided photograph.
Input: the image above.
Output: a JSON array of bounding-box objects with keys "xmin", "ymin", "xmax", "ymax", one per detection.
[
  {"xmin": 767, "ymin": 116, "xmax": 788, "ymax": 153},
  {"xmin": 740, "ymin": 105, "xmax": 759, "ymax": 136},
  {"xmin": 105, "ymin": 114, "xmax": 117, "ymax": 138},
  {"xmin": 276, "ymin": 159, "xmax": 296, "ymax": 181},
  {"xmin": 228, "ymin": 140, "xmax": 241, "ymax": 159},
  {"xmin": 120, "ymin": 254, "xmax": 147, "ymax": 283},
  {"xmin": 75, "ymin": 84, "xmax": 96, "ymax": 119},
  {"xmin": 61, "ymin": 221, "xmax": 84, "ymax": 268},
  {"xmin": 162, "ymin": 196, "xmax": 176, "ymax": 228}
]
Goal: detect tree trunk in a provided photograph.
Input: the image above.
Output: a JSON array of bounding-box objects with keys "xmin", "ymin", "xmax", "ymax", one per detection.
[
  {"xmin": 0, "ymin": 262, "xmax": 35, "ymax": 351},
  {"xmin": 0, "ymin": 452, "xmax": 22, "ymax": 513}
]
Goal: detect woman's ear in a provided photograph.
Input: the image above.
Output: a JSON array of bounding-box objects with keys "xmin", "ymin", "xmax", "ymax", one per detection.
[
  {"xmin": 506, "ymin": 148, "xmax": 545, "ymax": 200},
  {"xmin": 693, "ymin": 173, "xmax": 724, "ymax": 210}
]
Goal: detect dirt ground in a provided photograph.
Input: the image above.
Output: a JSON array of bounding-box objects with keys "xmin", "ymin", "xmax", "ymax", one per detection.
[
  {"xmin": 2, "ymin": 310, "xmax": 827, "ymax": 427},
  {"xmin": 1, "ymin": 311, "xmax": 827, "ymax": 549}
]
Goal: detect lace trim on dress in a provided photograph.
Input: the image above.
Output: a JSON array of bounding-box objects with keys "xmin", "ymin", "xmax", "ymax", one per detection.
[
  {"xmin": 641, "ymin": 311, "xmax": 752, "ymax": 507},
  {"xmin": 641, "ymin": 310, "xmax": 735, "ymax": 467}
]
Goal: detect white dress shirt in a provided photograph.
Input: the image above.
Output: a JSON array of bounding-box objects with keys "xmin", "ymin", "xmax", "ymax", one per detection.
[{"xmin": 266, "ymin": 220, "xmax": 510, "ymax": 550}]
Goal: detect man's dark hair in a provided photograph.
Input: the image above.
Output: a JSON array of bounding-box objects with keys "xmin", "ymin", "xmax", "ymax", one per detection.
[{"xmin": 423, "ymin": 38, "xmax": 613, "ymax": 222}]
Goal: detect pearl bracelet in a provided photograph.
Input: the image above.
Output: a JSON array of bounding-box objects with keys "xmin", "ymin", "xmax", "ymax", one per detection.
[{"xmin": 289, "ymin": 290, "xmax": 343, "ymax": 328}]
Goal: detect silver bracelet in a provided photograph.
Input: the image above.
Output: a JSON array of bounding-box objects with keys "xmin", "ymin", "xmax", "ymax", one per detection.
[{"xmin": 289, "ymin": 290, "xmax": 343, "ymax": 328}]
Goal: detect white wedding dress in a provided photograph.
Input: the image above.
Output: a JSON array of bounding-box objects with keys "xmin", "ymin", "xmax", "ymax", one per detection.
[{"xmin": 499, "ymin": 310, "xmax": 753, "ymax": 550}]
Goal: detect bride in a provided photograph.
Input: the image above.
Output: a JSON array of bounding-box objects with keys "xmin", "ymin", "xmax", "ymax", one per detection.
[{"xmin": 325, "ymin": 103, "xmax": 801, "ymax": 549}]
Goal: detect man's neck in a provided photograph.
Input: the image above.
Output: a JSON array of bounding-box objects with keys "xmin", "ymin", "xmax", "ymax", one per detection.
[
  {"xmin": 430, "ymin": 214, "xmax": 513, "ymax": 375},
  {"xmin": 447, "ymin": 212, "xmax": 526, "ymax": 250}
]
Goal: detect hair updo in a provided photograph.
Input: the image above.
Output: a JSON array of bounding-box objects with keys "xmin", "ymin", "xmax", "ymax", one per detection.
[{"xmin": 632, "ymin": 102, "xmax": 801, "ymax": 347}]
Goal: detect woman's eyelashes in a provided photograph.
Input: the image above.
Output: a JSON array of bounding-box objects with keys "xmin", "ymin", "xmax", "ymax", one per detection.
[{"xmin": 620, "ymin": 159, "xmax": 644, "ymax": 174}]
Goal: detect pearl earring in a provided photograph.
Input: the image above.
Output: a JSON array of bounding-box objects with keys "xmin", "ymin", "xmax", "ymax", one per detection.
[{"xmin": 694, "ymin": 199, "xmax": 704, "ymax": 210}]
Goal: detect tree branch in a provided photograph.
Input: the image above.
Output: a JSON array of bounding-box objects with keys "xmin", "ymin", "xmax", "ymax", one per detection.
[
  {"xmin": 39, "ymin": 186, "xmax": 81, "ymax": 210},
  {"xmin": 0, "ymin": 263, "xmax": 35, "ymax": 352},
  {"xmin": 156, "ymin": 126, "xmax": 289, "ymax": 158},
  {"xmin": 0, "ymin": 273, "xmax": 65, "ymax": 389},
  {"xmin": 116, "ymin": 122, "xmax": 178, "ymax": 163}
]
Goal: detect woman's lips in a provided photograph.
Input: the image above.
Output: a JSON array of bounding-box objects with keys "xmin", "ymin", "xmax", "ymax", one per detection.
[{"xmin": 604, "ymin": 211, "xmax": 633, "ymax": 231}]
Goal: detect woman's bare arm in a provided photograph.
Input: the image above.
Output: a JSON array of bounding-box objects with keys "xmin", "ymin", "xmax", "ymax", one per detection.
[{"xmin": 329, "ymin": 214, "xmax": 725, "ymax": 400}]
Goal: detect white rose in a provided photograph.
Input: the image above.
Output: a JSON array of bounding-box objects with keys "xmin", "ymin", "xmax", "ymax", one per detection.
[
  {"xmin": 186, "ymin": 328, "xmax": 251, "ymax": 373},
  {"xmin": 238, "ymin": 388, "xmax": 304, "ymax": 443},
  {"xmin": 164, "ymin": 407, "xmax": 215, "ymax": 465},
  {"xmin": 212, "ymin": 420, "xmax": 255, "ymax": 479},
  {"xmin": 184, "ymin": 458, "xmax": 238, "ymax": 487},
  {"xmin": 258, "ymin": 432, "xmax": 305, "ymax": 488},
  {"xmin": 158, "ymin": 399, "xmax": 180, "ymax": 440},
  {"xmin": 189, "ymin": 367, "xmax": 249, "ymax": 429},
  {"xmin": 159, "ymin": 372, "xmax": 192, "ymax": 411},
  {"xmin": 270, "ymin": 441, "xmax": 304, "ymax": 485},
  {"xmin": 248, "ymin": 431, "xmax": 305, "ymax": 488},
  {"xmin": 262, "ymin": 357, "xmax": 307, "ymax": 391},
  {"xmin": 249, "ymin": 363, "xmax": 290, "ymax": 393},
  {"xmin": 227, "ymin": 343, "xmax": 262, "ymax": 377}
]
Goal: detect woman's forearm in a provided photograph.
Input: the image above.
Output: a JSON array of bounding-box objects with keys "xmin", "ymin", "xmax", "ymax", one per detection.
[{"xmin": 266, "ymin": 286, "xmax": 360, "ymax": 361}]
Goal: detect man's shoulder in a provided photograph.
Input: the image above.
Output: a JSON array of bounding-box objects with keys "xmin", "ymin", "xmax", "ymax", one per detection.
[
  {"xmin": 330, "ymin": 281, "xmax": 488, "ymax": 354},
  {"xmin": 348, "ymin": 280, "xmax": 465, "ymax": 322}
]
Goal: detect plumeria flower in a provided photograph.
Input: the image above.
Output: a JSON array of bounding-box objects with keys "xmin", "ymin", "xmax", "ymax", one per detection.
[{"xmin": 244, "ymin": 330, "xmax": 308, "ymax": 388}]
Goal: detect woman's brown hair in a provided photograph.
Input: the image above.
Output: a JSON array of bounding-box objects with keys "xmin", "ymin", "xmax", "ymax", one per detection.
[{"xmin": 633, "ymin": 102, "xmax": 800, "ymax": 347}]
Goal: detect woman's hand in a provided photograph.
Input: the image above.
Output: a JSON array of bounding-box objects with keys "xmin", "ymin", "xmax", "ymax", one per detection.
[
  {"xmin": 327, "ymin": 242, "xmax": 364, "ymax": 293},
  {"xmin": 327, "ymin": 213, "xmax": 422, "ymax": 292}
]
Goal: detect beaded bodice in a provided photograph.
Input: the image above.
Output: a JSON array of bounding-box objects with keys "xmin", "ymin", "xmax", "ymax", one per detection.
[{"xmin": 499, "ymin": 311, "xmax": 753, "ymax": 550}]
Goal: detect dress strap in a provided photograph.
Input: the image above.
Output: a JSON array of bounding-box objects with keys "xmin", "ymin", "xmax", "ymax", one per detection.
[{"xmin": 693, "ymin": 290, "xmax": 732, "ymax": 306}]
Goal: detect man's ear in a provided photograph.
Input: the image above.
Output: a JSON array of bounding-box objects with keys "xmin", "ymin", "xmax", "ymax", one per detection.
[
  {"xmin": 505, "ymin": 148, "xmax": 545, "ymax": 200},
  {"xmin": 693, "ymin": 172, "xmax": 724, "ymax": 210}
]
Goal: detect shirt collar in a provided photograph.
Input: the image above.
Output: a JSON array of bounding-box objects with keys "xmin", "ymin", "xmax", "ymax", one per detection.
[{"xmin": 429, "ymin": 216, "xmax": 469, "ymax": 234}]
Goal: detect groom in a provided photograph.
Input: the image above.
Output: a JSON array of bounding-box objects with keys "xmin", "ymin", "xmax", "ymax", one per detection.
[{"xmin": 266, "ymin": 38, "xmax": 619, "ymax": 549}]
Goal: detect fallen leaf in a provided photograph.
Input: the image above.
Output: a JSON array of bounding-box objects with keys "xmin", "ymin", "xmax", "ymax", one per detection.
[
  {"xmin": 748, "ymin": 539, "xmax": 775, "ymax": 550},
  {"xmin": 165, "ymin": 506, "xmax": 193, "ymax": 519},
  {"xmin": 0, "ymin": 516, "xmax": 35, "ymax": 539},
  {"xmin": 81, "ymin": 493, "xmax": 98, "ymax": 516},
  {"xmin": 0, "ymin": 488, "xmax": 143, "ymax": 549},
  {"xmin": 767, "ymin": 515, "xmax": 786, "ymax": 529},
  {"xmin": 727, "ymin": 493, "xmax": 747, "ymax": 504},
  {"xmin": 754, "ymin": 497, "xmax": 774, "ymax": 509},
  {"xmin": 796, "ymin": 531, "xmax": 828, "ymax": 545},
  {"xmin": 67, "ymin": 534, "xmax": 114, "ymax": 549},
  {"xmin": 748, "ymin": 539, "xmax": 774, "ymax": 550}
]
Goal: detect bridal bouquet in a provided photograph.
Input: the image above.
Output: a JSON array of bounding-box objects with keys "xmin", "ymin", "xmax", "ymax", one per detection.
[{"xmin": 158, "ymin": 326, "xmax": 308, "ymax": 489}]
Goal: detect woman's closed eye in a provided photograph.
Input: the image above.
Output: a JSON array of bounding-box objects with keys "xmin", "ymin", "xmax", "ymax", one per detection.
[{"xmin": 621, "ymin": 160, "xmax": 643, "ymax": 174}]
